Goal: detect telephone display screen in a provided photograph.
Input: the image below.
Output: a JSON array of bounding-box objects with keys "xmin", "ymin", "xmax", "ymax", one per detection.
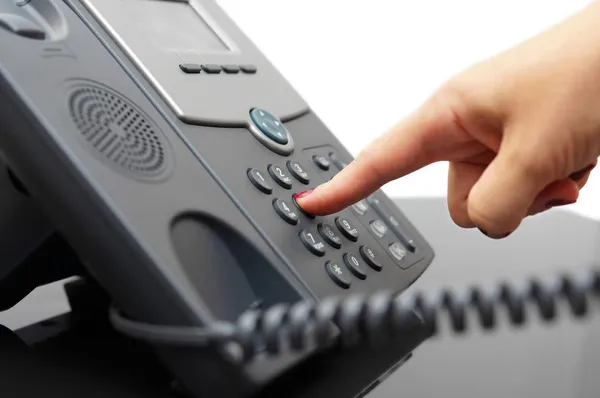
[{"xmin": 124, "ymin": 0, "xmax": 231, "ymax": 52}]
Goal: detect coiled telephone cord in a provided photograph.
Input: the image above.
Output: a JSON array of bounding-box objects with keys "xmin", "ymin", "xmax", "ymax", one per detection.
[{"xmin": 110, "ymin": 268, "xmax": 600, "ymax": 363}]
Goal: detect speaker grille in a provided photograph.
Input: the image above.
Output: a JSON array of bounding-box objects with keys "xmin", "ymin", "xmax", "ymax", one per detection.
[{"xmin": 68, "ymin": 83, "xmax": 171, "ymax": 180}]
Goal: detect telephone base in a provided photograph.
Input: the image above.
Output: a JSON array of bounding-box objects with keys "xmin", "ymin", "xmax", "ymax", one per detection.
[{"xmin": 0, "ymin": 278, "xmax": 429, "ymax": 398}]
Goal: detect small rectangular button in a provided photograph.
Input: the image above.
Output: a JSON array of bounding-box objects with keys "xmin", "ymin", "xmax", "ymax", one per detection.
[
  {"xmin": 388, "ymin": 242, "xmax": 408, "ymax": 267},
  {"xmin": 202, "ymin": 64, "xmax": 222, "ymax": 74},
  {"xmin": 367, "ymin": 197, "xmax": 417, "ymax": 252},
  {"xmin": 222, "ymin": 64, "xmax": 241, "ymax": 74},
  {"xmin": 352, "ymin": 200, "xmax": 369, "ymax": 215},
  {"xmin": 369, "ymin": 220, "xmax": 388, "ymax": 238},
  {"xmin": 240, "ymin": 64, "xmax": 257, "ymax": 74},
  {"xmin": 179, "ymin": 63, "xmax": 201, "ymax": 74}
]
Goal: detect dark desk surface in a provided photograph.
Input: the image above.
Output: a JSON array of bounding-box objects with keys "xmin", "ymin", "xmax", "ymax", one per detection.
[
  {"xmin": 1, "ymin": 197, "xmax": 599, "ymax": 398},
  {"xmin": 377, "ymin": 198, "xmax": 600, "ymax": 398}
]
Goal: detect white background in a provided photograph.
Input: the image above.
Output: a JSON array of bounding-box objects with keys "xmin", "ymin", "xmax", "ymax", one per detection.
[{"xmin": 217, "ymin": 0, "xmax": 600, "ymax": 219}]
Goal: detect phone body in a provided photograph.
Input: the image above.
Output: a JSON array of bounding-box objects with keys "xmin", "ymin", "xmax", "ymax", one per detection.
[{"xmin": 0, "ymin": 1, "xmax": 435, "ymax": 396}]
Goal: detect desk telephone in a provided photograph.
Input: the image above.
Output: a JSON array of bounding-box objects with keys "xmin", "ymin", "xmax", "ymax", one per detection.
[
  {"xmin": 0, "ymin": 0, "xmax": 436, "ymax": 397},
  {"xmin": 1, "ymin": 1, "xmax": 599, "ymax": 397}
]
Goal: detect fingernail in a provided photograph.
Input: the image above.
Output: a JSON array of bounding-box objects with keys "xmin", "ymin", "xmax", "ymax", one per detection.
[
  {"xmin": 477, "ymin": 228, "xmax": 510, "ymax": 239},
  {"xmin": 569, "ymin": 164, "xmax": 595, "ymax": 181},
  {"xmin": 545, "ymin": 199, "xmax": 575, "ymax": 209},
  {"xmin": 294, "ymin": 190, "xmax": 314, "ymax": 200}
]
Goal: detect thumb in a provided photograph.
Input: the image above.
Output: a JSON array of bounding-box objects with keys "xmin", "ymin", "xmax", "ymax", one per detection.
[
  {"xmin": 466, "ymin": 134, "xmax": 558, "ymax": 237},
  {"xmin": 296, "ymin": 103, "xmax": 445, "ymax": 216}
]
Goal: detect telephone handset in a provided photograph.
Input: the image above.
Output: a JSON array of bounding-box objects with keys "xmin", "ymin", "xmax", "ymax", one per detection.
[{"xmin": 0, "ymin": 0, "xmax": 435, "ymax": 397}]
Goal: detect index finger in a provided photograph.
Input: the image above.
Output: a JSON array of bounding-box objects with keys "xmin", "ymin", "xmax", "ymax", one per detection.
[{"xmin": 295, "ymin": 106, "xmax": 442, "ymax": 216}]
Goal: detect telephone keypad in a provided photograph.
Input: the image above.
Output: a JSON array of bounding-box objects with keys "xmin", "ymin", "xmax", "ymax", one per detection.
[
  {"xmin": 247, "ymin": 168, "xmax": 273, "ymax": 194},
  {"xmin": 343, "ymin": 253, "xmax": 367, "ymax": 280},
  {"xmin": 318, "ymin": 223, "xmax": 342, "ymax": 249},
  {"xmin": 360, "ymin": 245, "xmax": 382, "ymax": 271},
  {"xmin": 335, "ymin": 217, "xmax": 359, "ymax": 242},
  {"xmin": 268, "ymin": 164, "xmax": 293, "ymax": 189},
  {"xmin": 286, "ymin": 161, "xmax": 310, "ymax": 184},
  {"xmin": 273, "ymin": 199, "xmax": 299, "ymax": 225},
  {"xmin": 325, "ymin": 261, "xmax": 352, "ymax": 289},
  {"xmin": 246, "ymin": 144, "xmax": 426, "ymax": 293},
  {"xmin": 299, "ymin": 229, "xmax": 326, "ymax": 257}
]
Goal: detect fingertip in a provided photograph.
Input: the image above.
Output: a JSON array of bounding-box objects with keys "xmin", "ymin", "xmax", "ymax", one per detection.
[
  {"xmin": 293, "ymin": 184, "xmax": 328, "ymax": 215},
  {"xmin": 294, "ymin": 180, "xmax": 352, "ymax": 216},
  {"xmin": 293, "ymin": 189, "xmax": 314, "ymax": 201}
]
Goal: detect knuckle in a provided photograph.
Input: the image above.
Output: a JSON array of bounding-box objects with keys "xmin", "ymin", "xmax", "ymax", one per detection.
[
  {"xmin": 506, "ymin": 146, "xmax": 552, "ymax": 183},
  {"xmin": 426, "ymin": 78, "xmax": 473, "ymax": 134},
  {"xmin": 427, "ymin": 80, "xmax": 464, "ymax": 120}
]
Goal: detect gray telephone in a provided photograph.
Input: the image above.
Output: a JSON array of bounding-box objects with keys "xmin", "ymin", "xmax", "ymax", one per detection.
[{"xmin": 0, "ymin": 1, "xmax": 437, "ymax": 397}]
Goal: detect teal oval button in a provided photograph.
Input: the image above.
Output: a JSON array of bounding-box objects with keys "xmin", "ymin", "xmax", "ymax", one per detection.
[{"xmin": 250, "ymin": 109, "xmax": 289, "ymax": 145}]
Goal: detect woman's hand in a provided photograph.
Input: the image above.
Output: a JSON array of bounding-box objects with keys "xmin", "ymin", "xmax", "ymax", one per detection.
[{"xmin": 296, "ymin": 1, "xmax": 600, "ymax": 238}]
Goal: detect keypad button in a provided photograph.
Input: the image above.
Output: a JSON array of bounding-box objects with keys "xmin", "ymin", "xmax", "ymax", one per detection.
[
  {"xmin": 388, "ymin": 242, "xmax": 407, "ymax": 262},
  {"xmin": 369, "ymin": 220, "xmax": 388, "ymax": 238},
  {"xmin": 222, "ymin": 65, "xmax": 240, "ymax": 74},
  {"xmin": 329, "ymin": 152, "xmax": 348, "ymax": 170},
  {"xmin": 179, "ymin": 63, "xmax": 201, "ymax": 74},
  {"xmin": 335, "ymin": 217, "xmax": 359, "ymax": 242},
  {"xmin": 360, "ymin": 245, "xmax": 382, "ymax": 271},
  {"xmin": 343, "ymin": 253, "xmax": 367, "ymax": 280},
  {"xmin": 318, "ymin": 223, "xmax": 342, "ymax": 249},
  {"xmin": 351, "ymin": 200, "xmax": 369, "ymax": 216},
  {"xmin": 273, "ymin": 199, "xmax": 299, "ymax": 225},
  {"xmin": 240, "ymin": 64, "xmax": 258, "ymax": 74},
  {"xmin": 313, "ymin": 155, "xmax": 331, "ymax": 171},
  {"xmin": 268, "ymin": 164, "xmax": 293, "ymax": 189},
  {"xmin": 247, "ymin": 168, "xmax": 272, "ymax": 194},
  {"xmin": 325, "ymin": 261, "xmax": 351, "ymax": 289},
  {"xmin": 202, "ymin": 64, "xmax": 222, "ymax": 74},
  {"xmin": 299, "ymin": 229, "xmax": 326, "ymax": 257},
  {"xmin": 287, "ymin": 161, "xmax": 310, "ymax": 184}
]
